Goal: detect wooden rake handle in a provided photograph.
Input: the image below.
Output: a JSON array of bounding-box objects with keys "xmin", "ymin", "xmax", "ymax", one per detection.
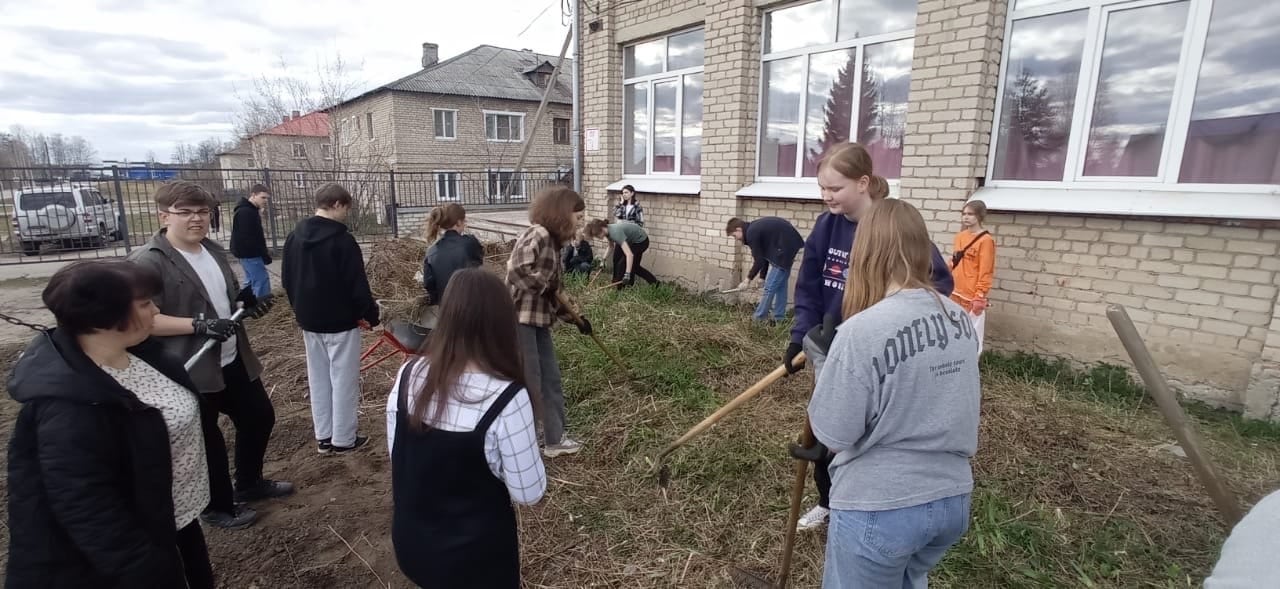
[
  {"xmin": 656, "ymin": 352, "xmax": 807, "ymax": 464},
  {"xmin": 554, "ymin": 291, "xmax": 628, "ymax": 373}
]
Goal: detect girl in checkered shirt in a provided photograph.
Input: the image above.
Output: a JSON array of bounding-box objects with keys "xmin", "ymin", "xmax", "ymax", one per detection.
[
  {"xmin": 505, "ymin": 187, "xmax": 593, "ymax": 458},
  {"xmin": 387, "ymin": 268, "xmax": 546, "ymax": 588}
]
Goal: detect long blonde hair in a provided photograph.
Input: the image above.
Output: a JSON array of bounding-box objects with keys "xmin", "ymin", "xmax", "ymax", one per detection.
[{"xmin": 842, "ymin": 199, "xmax": 940, "ymax": 319}]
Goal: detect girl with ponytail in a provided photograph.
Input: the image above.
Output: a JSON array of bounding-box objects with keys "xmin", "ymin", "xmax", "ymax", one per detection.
[{"xmin": 422, "ymin": 203, "xmax": 483, "ymax": 311}]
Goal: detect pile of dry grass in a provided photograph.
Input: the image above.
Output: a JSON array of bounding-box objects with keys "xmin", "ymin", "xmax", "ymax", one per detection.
[{"xmin": 363, "ymin": 237, "xmax": 514, "ymax": 323}]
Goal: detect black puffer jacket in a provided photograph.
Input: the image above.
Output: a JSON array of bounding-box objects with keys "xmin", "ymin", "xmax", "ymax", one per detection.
[
  {"xmin": 423, "ymin": 230, "xmax": 483, "ymax": 304},
  {"xmin": 5, "ymin": 329, "xmax": 219, "ymax": 589},
  {"xmin": 229, "ymin": 197, "xmax": 270, "ymax": 263}
]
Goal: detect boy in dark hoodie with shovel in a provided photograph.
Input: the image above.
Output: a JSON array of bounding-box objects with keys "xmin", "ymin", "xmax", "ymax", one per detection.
[{"xmin": 282, "ymin": 183, "xmax": 379, "ymax": 454}]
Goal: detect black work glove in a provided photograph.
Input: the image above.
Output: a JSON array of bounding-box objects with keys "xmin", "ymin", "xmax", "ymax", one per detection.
[
  {"xmin": 622, "ymin": 272, "xmax": 633, "ymax": 284},
  {"xmin": 264, "ymin": 252, "xmax": 273, "ymax": 266},
  {"xmin": 788, "ymin": 439, "xmax": 830, "ymax": 462},
  {"xmin": 805, "ymin": 314, "xmax": 840, "ymax": 357},
  {"xmin": 784, "ymin": 342, "xmax": 803, "ymax": 374},
  {"xmin": 192, "ymin": 314, "xmax": 237, "ymax": 342},
  {"xmin": 576, "ymin": 316, "xmax": 593, "ymax": 336}
]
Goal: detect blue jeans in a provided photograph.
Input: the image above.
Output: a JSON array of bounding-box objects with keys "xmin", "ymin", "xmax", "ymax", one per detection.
[
  {"xmin": 753, "ymin": 265, "xmax": 790, "ymax": 321},
  {"xmin": 824, "ymin": 494, "xmax": 971, "ymax": 589},
  {"xmin": 239, "ymin": 257, "xmax": 272, "ymax": 299}
]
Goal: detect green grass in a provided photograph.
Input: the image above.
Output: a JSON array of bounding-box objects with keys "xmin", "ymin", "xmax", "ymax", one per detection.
[{"xmin": 513, "ymin": 281, "xmax": 1277, "ymax": 587}]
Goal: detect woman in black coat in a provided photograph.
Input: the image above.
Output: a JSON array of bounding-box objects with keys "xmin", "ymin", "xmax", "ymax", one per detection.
[{"xmin": 6, "ymin": 260, "xmax": 222, "ymax": 589}]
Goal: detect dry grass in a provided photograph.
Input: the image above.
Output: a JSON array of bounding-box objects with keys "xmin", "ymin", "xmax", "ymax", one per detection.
[{"xmin": 2, "ymin": 272, "xmax": 1278, "ymax": 587}]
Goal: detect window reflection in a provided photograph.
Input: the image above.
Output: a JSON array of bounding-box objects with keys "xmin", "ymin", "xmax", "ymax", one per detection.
[
  {"xmin": 624, "ymin": 84, "xmax": 648, "ymax": 174},
  {"xmin": 766, "ymin": 0, "xmax": 833, "ymax": 54},
  {"xmin": 667, "ymin": 29, "xmax": 705, "ymax": 71},
  {"xmin": 653, "ymin": 81, "xmax": 678, "ymax": 173},
  {"xmin": 803, "ymin": 50, "xmax": 855, "ymax": 177},
  {"xmin": 1083, "ymin": 1, "xmax": 1188, "ymax": 177},
  {"xmin": 761, "ymin": 57, "xmax": 804, "ymax": 177},
  {"xmin": 625, "ymin": 40, "xmax": 664, "ymax": 78},
  {"xmin": 1180, "ymin": 0, "xmax": 1280, "ymax": 184},
  {"xmin": 858, "ymin": 39, "xmax": 913, "ymax": 179},
  {"xmin": 992, "ymin": 10, "xmax": 1088, "ymax": 181},
  {"xmin": 682, "ymin": 74, "xmax": 703, "ymax": 175},
  {"xmin": 837, "ymin": 0, "xmax": 917, "ymax": 40}
]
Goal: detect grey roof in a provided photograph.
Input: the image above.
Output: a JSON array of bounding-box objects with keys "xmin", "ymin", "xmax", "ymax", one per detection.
[{"xmin": 341, "ymin": 45, "xmax": 573, "ymax": 108}]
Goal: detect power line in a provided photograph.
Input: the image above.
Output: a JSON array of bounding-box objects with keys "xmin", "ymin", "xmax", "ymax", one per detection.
[{"xmin": 517, "ymin": 1, "xmax": 556, "ymax": 38}]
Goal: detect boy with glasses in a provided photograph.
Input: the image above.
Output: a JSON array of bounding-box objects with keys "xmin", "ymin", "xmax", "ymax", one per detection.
[{"xmin": 127, "ymin": 181, "xmax": 294, "ymax": 530}]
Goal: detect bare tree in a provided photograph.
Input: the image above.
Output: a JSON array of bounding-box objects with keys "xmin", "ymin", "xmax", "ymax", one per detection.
[
  {"xmin": 145, "ymin": 150, "xmax": 158, "ymax": 164},
  {"xmin": 233, "ymin": 53, "xmax": 365, "ymax": 139},
  {"xmin": 66, "ymin": 136, "xmax": 97, "ymax": 165}
]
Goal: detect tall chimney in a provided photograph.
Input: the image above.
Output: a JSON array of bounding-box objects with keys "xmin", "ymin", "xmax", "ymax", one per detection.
[
  {"xmin": 422, "ymin": 43, "xmax": 439, "ymax": 69},
  {"xmin": 291, "ymin": 110, "xmax": 301, "ymax": 120}
]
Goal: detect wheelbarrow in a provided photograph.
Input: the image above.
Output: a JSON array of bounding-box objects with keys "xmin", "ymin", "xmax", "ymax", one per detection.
[{"xmin": 359, "ymin": 300, "xmax": 432, "ymax": 372}]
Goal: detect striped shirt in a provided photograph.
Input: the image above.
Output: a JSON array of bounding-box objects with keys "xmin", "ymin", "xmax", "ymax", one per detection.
[
  {"xmin": 386, "ymin": 362, "xmax": 546, "ymax": 506},
  {"xmin": 506, "ymin": 225, "xmax": 577, "ymax": 327}
]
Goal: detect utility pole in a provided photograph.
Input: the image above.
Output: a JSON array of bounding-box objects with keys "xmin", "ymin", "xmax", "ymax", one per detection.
[{"xmin": 502, "ymin": 27, "xmax": 574, "ymax": 201}]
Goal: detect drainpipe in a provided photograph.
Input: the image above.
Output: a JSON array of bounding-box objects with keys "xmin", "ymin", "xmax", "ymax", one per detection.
[{"xmin": 571, "ymin": 0, "xmax": 583, "ymax": 193}]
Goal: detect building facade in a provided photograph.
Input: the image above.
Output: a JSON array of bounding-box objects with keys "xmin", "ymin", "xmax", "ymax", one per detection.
[{"xmin": 578, "ymin": 0, "xmax": 1280, "ymax": 419}]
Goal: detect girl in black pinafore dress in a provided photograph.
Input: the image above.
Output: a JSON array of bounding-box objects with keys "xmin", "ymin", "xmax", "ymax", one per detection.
[{"xmin": 387, "ymin": 269, "xmax": 546, "ymax": 588}]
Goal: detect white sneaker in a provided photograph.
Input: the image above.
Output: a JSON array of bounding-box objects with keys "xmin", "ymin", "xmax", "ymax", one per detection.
[
  {"xmin": 542, "ymin": 437, "xmax": 583, "ymax": 458},
  {"xmin": 797, "ymin": 505, "xmax": 830, "ymax": 531}
]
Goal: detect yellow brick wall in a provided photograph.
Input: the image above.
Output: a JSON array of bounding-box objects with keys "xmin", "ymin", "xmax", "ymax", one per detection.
[{"xmin": 578, "ymin": 0, "xmax": 1280, "ymax": 418}]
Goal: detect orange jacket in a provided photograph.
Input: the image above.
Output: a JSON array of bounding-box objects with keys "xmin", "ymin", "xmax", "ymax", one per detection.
[{"xmin": 950, "ymin": 229, "xmax": 995, "ymax": 310}]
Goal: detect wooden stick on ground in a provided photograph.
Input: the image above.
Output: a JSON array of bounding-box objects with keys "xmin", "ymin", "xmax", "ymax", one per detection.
[
  {"xmin": 554, "ymin": 292, "xmax": 628, "ymax": 373},
  {"xmin": 1106, "ymin": 304, "xmax": 1243, "ymax": 527}
]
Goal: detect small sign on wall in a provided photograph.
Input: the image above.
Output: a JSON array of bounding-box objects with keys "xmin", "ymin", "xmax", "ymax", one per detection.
[{"xmin": 584, "ymin": 128, "xmax": 600, "ymax": 152}]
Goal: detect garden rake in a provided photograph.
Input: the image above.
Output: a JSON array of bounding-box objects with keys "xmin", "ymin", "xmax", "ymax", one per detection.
[
  {"xmin": 728, "ymin": 418, "xmax": 816, "ymax": 589},
  {"xmin": 653, "ymin": 353, "xmax": 806, "ymax": 487},
  {"xmin": 555, "ymin": 291, "xmax": 629, "ymax": 374}
]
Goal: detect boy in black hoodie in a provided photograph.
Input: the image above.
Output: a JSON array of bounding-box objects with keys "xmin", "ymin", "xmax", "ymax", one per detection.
[
  {"xmin": 230, "ymin": 184, "xmax": 272, "ymax": 300},
  {"xmin": 282, "ymin": 183, "xmax": 379, "ymax": 453}
]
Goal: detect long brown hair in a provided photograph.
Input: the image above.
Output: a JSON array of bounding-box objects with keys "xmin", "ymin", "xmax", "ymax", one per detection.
[
  {"xmin": 841, "ymin": 199, "xmax": 940, "ymax": 319},
  {"xmin": 425, "ymin": 203, "xmax": 466, "ymax": 242},
  {"xmin": 528, "ymin": 186, "xmax": 585, "ymax": 247},
  {"xmin": 411, "ymin": 268, "xmax": 527, "ymax": 429}
]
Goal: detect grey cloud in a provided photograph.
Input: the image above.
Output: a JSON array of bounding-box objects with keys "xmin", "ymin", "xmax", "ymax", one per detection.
[
  {"xmin": 14, "ymin": 25, "xmax": 227, "ymax": 63},
  {"xmin": 0, "ymin": 70, "xmax": 240, "ymax": 116}
]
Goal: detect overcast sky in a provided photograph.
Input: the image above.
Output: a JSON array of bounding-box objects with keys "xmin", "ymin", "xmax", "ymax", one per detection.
[{"xmin": 0, "ymin": 0, "xmax": 570, "ymax": 161}]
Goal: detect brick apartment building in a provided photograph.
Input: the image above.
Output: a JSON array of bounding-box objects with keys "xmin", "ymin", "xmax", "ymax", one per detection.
[
  {"xmin": 577, "ymin": 0, "xmax": 1280, "ymax": 419},
  {"xmin": 328, "ymin": 43, "xmax": 575, "ymax": 204}
]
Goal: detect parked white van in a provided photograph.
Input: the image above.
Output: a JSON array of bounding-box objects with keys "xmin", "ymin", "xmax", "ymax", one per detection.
[{"xmin": 12, "ymin": 185, "xmax": 121, "ymax": 255}]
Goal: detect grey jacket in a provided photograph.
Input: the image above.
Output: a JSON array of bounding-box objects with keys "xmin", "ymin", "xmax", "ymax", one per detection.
[{"xmin": 127, "ymin": 231, "xmax": 263, "ymax": 393}]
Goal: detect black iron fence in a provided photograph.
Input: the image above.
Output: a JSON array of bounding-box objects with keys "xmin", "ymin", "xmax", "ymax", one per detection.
[{"xmin": 0, "ymin": 166, "xmax": 568, "ymax": 265}]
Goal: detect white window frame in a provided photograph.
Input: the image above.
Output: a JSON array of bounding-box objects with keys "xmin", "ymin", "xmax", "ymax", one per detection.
[
  {"xmin": 434, "ymin": 171, "xmax": 461, "ymax": 202},
  {"xmin": 486, "ymin": 168, "xmax": 527, "ymax": 200},
  {"xmin": 745, "ymin": 1, "xmax": 916, "ymax": 198},
  {"xmin": 985, "ymin": 0, "xmax": 1280, "ymax": 202},
  {"xmin": 433, "ymin": 108, "xmax": 458, "ymax": 140},
  {"xmin": 292, "ymin": 143, "xmax": 306, "ymax": 159},
  {"xmin": 484, "ymin": 111, "xmax": 525, "ymax": 143},
  {"xmin": 293, "ymin": 172, "xmax": 305, "ymax": 188},
  {"xmin": 246, "ymin": 156, "xmax": 256, "ymax": 169},
  {"xmin": 321, "ymin": 143, "xmax": 332, "ymax": 160},
  {"xmin": 366, "ymin": 112, "xmax": 375, "ymax": 140},
  {"xmin": 621, "ymin": 27, "xmax": 705, "ymax": 178}
]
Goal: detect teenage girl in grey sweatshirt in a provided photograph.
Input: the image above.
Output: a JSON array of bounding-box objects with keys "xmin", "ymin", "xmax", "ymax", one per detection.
[{"xmin": 807, "ymin": 199, "xmax": 981, "ymax": 589}]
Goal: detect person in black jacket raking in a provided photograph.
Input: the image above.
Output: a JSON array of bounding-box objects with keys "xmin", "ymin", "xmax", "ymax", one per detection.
[
  {"xmin": 283, "ymin": 183, "xmax": 380, "ymax": 454},
  {"xmin": 230, "ymin": 184, "xmax": 273, "ymax": 300},
  {"xmin": 6, "ymin": 260, "xmax": 224, "ymax": 589},
  {"xmin": 726, "ymin": 216, "xmax": 804, "ymax": 324}
]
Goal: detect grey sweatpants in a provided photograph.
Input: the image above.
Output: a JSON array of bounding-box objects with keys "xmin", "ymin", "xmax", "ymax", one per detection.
[
  {"xmin": 518, "ymin": 324, "xmax": 567, "ymax": 445},
  {"xmin": 303, "ymin": 328, "xmax": 362, "ymax": 447}
]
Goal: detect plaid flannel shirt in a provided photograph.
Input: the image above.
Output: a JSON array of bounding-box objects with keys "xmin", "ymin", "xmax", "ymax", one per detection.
[{"xmin": 507, "ymin": 225, "xmax": 577, "ymax": 327}]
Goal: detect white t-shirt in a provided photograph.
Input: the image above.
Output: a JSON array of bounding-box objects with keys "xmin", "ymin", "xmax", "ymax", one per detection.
[
  {"xmin": 101, "ymin": 354, "xmax": 210, "ymax": 528},
  {"xmin": 177, "ymin": 245, "xmax": 237, "ymax": 367}
]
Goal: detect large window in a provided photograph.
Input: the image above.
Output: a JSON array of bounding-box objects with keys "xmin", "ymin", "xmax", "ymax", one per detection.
[
  {"xmin": 759, "ymin": 0, "xmax": 917, "ymax": 180},
  {"xmin": 434, "ymin": 171, "xmax": 460, "ymax": 202},
  {"xmin": 487, "ymin": 169, "xmax": 526, "ymax": 200},
  {"xmin": 553, "ymin": 118, "xmax": 571, "ymax": 145},
  {"xmin": 485, "ymin": 112, "xmax": 524, "ymax": 142},
  {"xmin": 991, "ymin": 0, "xmax": 1280, "ymax": 188},
  {"xmin": 433, "ymin": 109, "xmax": 456, "ymax": 140},
  {"xmin": 623, "ymin": 28, "xmax": 705, "ymax": 176}
]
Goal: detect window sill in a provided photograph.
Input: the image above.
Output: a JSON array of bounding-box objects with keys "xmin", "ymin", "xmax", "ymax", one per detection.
[
  {"xmin": 736, "ymin": 179, "xmax": 902, "ymax": 200},
  {"xmin": 435, "ymin": 137, "xmax": 456, "ymax": 141},
  {"xmin": 973, "ymin": 186, "xmax": 1280, "ymax": 221},
  {"xmin": 606, "ymin": 177, "xmax": 701, "ymax": 195}
]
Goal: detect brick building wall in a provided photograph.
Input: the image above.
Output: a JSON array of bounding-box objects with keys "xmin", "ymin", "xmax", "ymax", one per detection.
[{"xmin": 578, "ymin": 0, "xmax": 1280, "ymax": 419}]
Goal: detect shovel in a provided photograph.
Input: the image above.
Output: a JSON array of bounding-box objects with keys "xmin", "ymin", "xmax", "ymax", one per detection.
[
  {"xmin": 184, "ymin": 307, "xmax": 247, "ymax": 371},
  {"xmin": 654, "ymin": 353, "xmax": 806, "ymax": 486}
]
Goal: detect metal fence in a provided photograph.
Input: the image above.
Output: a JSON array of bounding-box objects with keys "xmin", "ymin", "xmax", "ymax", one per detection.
[{"xmin": 0, "ymin": 166, "xmax": 567, "ymax": 265}]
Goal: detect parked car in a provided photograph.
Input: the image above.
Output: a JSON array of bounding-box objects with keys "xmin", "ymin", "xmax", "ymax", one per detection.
[{"xmin": 11, "ymin": 185, "xmax": 120, "ymax": 255}]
